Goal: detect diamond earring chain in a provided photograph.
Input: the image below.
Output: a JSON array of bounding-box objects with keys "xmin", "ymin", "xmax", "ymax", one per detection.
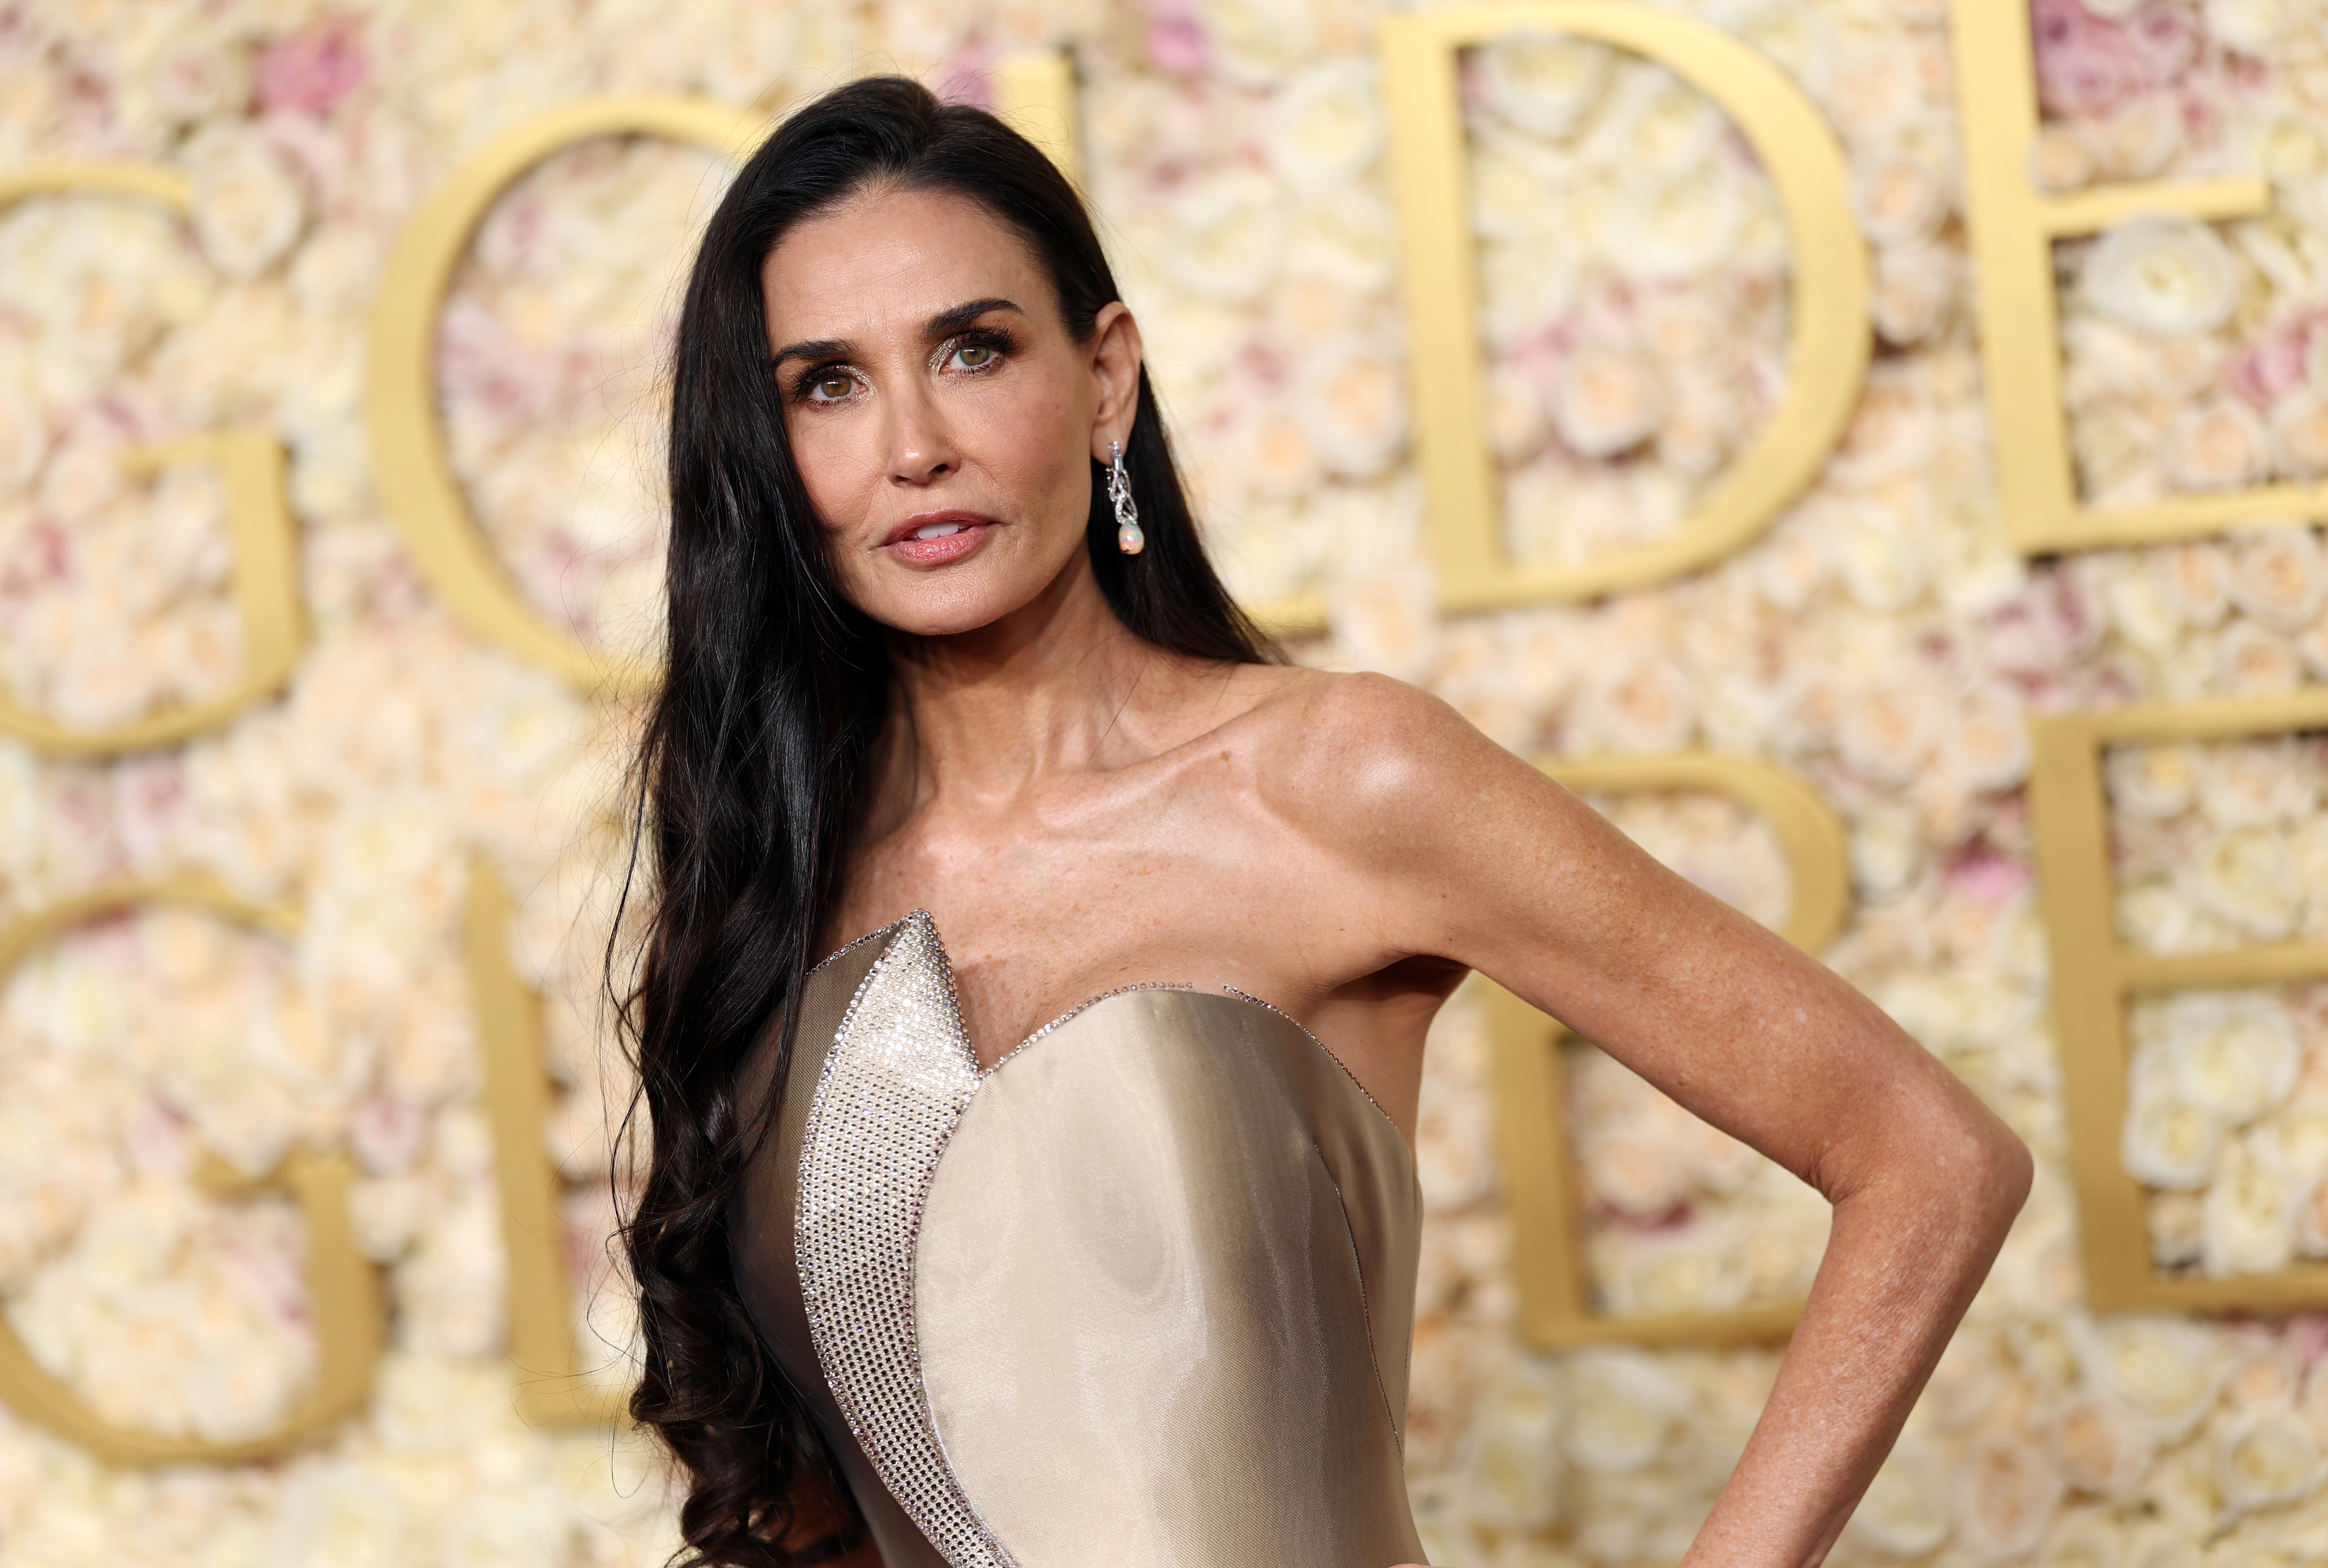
[{"xmin": 1108, "ymin": 441, "xmax": 1144, "ymax": 556}]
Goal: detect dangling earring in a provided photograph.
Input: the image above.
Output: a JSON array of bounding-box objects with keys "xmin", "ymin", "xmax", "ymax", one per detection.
[{"xmin": 1108, "ymin": 440, "xmax": 1145, "ymax": 555}]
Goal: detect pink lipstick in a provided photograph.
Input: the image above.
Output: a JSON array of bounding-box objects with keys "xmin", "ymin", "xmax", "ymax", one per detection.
[{"xmin": 882, "ymin": 509, "xmax": 994, "ymax": 566}]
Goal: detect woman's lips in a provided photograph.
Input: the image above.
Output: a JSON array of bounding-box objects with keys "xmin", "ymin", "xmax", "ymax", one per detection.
[{"xmin": 882, "ymin": 512, "xmax": 994, "ymax": 566}]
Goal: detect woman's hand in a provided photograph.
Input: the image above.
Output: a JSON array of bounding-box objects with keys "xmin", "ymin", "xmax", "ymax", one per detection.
[{"xmin": 1288, "ymin": 676, "xmax": 2032, "ymax": 1568}]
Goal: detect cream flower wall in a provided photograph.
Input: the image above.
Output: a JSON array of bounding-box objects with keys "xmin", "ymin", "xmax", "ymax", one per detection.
[{"xmin": 6, "ymin": 0, "xmax": 2328, "ymax": 1565}]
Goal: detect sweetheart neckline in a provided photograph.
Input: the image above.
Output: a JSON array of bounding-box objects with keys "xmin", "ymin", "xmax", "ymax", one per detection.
[{"xmin": 811, "ymin": 910, "xmax": 1397, "ymax": 1125}]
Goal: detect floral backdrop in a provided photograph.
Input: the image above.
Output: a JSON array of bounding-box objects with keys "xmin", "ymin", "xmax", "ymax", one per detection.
[{"xmin": 7, "ymin": 0, "xmax": 2328, "ymax": 1564}]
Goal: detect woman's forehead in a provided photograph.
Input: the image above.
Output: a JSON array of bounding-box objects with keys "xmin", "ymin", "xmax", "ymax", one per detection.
[{"xmin": 762, "ymin": 187, "xmax": 1053, "ymax": 342}]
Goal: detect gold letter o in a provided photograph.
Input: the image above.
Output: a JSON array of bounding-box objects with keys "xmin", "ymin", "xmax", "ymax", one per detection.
[{"xmin": 364, "ymin": 99, "xmax": 765, "ymax": 693}]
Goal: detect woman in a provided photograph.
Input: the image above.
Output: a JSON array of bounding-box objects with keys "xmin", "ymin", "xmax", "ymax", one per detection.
[{"xmin": 619, "ymin": 76, "xmax": 2030, "ymax": 1568}]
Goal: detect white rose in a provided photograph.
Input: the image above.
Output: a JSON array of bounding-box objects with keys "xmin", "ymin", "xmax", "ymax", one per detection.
[
  {"xmin": 1266, "ymin": 59, "xmax": 1381, "ymax": 182},
  {"xmin": 1655, "ymin": 376, "xmax": 1736, "ymax": 478},
  {"xmin": 1234, "ymin": 407, "xmax": 1321, "ymax": 501},
  {"xmin": 2216, "ymin": 1409, "xmax": 2319, "ymax": 1510},
  {"xmin": 2077, "ymin": 1318, "xmax": 2227, "ymax": 1438},
  {"xmin": 2164, "ymin": 399, "xmax": 2270, "ymax": 492},
  {"xmin": 186, "ymin": 128, "xmax": 307, "ymax": 280},
  {"xmin": 1562, "ymin": 1349, "xmax": 1690, "ymax": 1473},
  {"xmin": 1570, "ymin": 651, "xmax": 1697, "ymax": 754},
  {"xmin": 2124, "ymin": 1087, "xmax": 2225, "ymax": 1189},
  {"xmin": 2203, "ymin": 1140, "xmax": 2295, "ymax": 1273},
  {"xmin": 1853, "ymin": 150, "xmax": 1951, "ymax": 247},
  {"xmin": 1939, "ymin": 685, "xmax": 2032, "ymax": 793},
  {"xmin": 1850, "ymin": 1442, "xmax": 1954, "ymax": 1555},
  {"xmin": 1872, "ymin": 243, "xmax": 1959, "ymax": 346},
  {"xmin": 2156, "ymin": 542, "xmax": 2233, "ymax": 627},
  {"xmin": 1163, "ymin": 172, "xmax": 1283, "ymax": 304},
  {"xmin": 144, "ymin": 35, "xmax": 254, "ymax": 123},
  {"xmin": 1603, "ymin": 66, "xmax": 1725, "ymax": 180},
  {"xmin": 2196, "ymin": 738, "xmax": 2316, "ymax": 826},
  {"xmin": 1478, "ymin": 238, "xmax": 1580, "ymax": 347},
  {"xmin": 1475, "ymin": 33, "xmax": 1614, "ymax": 138},
  {"xmin": 2222, "ymin": 652, "xmax": 2308, "ymax": 725},
  {"xmin": 2206, "ymin": 0, "xmax": 2299, "ymax": 52},
  {"xmin": 1616, "ymin": 168, "xmax": 1743, "ymax": 279},
  {"xmin": 2185, "ymin": 826, "xmax": 2307, "ymax": 937},
  {"xmin": 1457, "ymin": 1362, "xmax": 1563, "ymax": 1530},
  {"xmin": 1957, "ymin": 1436, "xmax": 2066, "ymax": 1558},
  {"xmin": 2261, "ymin": 1101, "xmax": 2328, "ymax": 1184},
  {"xmin": 1198, "ymin": 0, "xmax": 1313, "ymax": 82},
  {"xmin": 1850, "ymin": 806, "xmax": 1924, "ymax": 899},
  {"xmin": 2053, "ymin": 1396, "xmax": 2157, "ymax": 1496},
  {"xmin": 2030, "ymin": 125, "xmax": 2099, "ymax": 192},
  {"xmin": 1552, "ymin": 345, "xmax": 1665, "ymax": 457},
  {"xmin": 2124, "ymin": 1521, "xmax": 2205, "ymax": 1568},
  {"xmin": 2227, "ymin": 525, "xmax": 2328, "ymax": 628},
  {"xmin": 2270, "ymin": 388, "xmax": 2328, "ymax": 476},
  {"xmin": 1486, "ymin": 363, "xmax": 1546, "ymax": 464},
  {"xmin": 1282, "ymin": 191, "xmax": 1395, "ymax": 291},
  {"xmin": 278, "ymin": 1462, "xmax": 417, "ymax": 1564},
  {"xmin": 2084, "ymin": 218, "xmax": 2240, "ymax": 335},
  {"xmin": 2043, "ymin": 1512, "xmax": 2130, "ymax": 1568},
  {"xmin": 1837, "ymin": 677, "xmax": 1940, "ymax": 785},
  {"xmin": 1330, "ymin": 558, "xmax": 1439, "ymax": 683},
  {"xmin": 1296, "ymin": 340, "xmax": 1406, "ymax": 479},
  {"xmin": 2164, "ymin": 991, "xmax": 2299, "ymax": 1122},
  {"xmin": 1754, "ymin": 515, "xmax": 1831, "ymax": 612},
  {"xmin": 2109, "ymin": 743, "xmax": 2203, "ymax": 818},
  {"xmin": 1616, "ymin": 1225, "xmax": 1749, "ymax": 1316},
  {"xmin": 2096, "ymin": 94, "xmax": 2185, "ymax": 180}
]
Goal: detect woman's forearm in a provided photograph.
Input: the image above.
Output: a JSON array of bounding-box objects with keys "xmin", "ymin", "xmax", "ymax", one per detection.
[{"xmin": 1681, "ymin": 1108, "xmax": 2032, "ymax": 1567}]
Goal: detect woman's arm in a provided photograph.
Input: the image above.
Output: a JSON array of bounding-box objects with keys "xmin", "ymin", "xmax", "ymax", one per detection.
[{"xmin": 1293, "ymin": 676, "xmax": 2032, "ymax": 1566}]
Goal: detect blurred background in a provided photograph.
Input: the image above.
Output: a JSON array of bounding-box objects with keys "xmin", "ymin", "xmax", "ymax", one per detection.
[{"xmin": 6, "ymin": 0, "xmax": 2328, "ymax": 1563}]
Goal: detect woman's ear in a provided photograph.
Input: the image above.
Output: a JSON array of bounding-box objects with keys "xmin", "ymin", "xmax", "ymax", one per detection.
[{"xmin": 1088, "ymin": 301, "xmax": 1144, "ymax": 460}]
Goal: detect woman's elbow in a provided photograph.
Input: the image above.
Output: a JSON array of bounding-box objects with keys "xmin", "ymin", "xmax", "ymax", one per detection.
[{"xmin": 1929, "ymin": 1096, "xmax": 2034, "ymax": 1247}]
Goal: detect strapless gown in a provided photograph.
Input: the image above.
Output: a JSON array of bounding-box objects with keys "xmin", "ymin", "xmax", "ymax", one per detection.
[{"xmin": 730, "ymin": 910, "xmax": 1426, "ymax": 1567}]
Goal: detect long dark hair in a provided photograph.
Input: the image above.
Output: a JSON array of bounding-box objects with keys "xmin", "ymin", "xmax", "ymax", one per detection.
[{"xmin": 615, "ymin": 76, "xmax": 1274, "ymax": 1566}]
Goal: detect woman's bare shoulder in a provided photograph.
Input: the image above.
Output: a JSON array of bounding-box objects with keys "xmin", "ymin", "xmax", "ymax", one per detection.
[{"xmin": 1225, "ymin": 668, "xmax": 1532, "ymax": 824}]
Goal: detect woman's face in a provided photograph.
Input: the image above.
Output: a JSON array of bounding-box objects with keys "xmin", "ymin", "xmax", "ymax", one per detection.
[{"xmin": 762, "ymin": 185, "xmax": 1141, "ymax": 637}]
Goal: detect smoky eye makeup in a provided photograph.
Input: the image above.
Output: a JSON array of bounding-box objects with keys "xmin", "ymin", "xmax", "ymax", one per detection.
[{"xmin": 934, "ymin": 325, "xmax": 1018, "ymax": 372}]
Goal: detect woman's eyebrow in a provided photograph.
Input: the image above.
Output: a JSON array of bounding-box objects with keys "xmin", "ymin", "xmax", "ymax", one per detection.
[
  {"xmin": 769, "ymin": 300, "xmax": 1021, "ymax": 370},
  {"xmin": 770, "ymin": 335, "xmax": 850, "ymax": 370},
  {"xmin": 926, "ymin": 297, "xmax": 1021, "ymax": 335}
]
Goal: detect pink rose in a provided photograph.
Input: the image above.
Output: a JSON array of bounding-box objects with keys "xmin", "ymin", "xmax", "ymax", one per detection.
[
  {"xmin": 2224, "ymin": 309, "xmax": 2328, "ymax": 409},
  {"xmin": 255, "ymin": 18, "xmax": 366, "ymax": 120},
  {"xmin": 1943, "ymin": 847, "xmax": 2032, "ymax": 906},
  {"xmin": 1147, "ymin": 13, "xmax": 1211, "ymax": 76},
  {"xmin": 1982, "ymin": 572, "xmax": 2105, "ymax": 677},
  {"xmin": 2035, "ymin": 3, "xmax": 2149, "ymax": 119},
  {"xmin": 2128, "ymin": 3, "xmax": 2201, "ymax": 79}
]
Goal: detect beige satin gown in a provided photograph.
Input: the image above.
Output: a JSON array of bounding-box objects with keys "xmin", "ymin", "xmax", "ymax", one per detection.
[{"xmin": 730, "ymin": 910, "xmax": 1426, "ymax": 1567}]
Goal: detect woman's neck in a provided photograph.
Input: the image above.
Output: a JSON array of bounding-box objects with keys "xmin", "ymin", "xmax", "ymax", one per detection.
[{"xmin": 878, "ymin": 550, "xmax": 1186, "ymax": 813}]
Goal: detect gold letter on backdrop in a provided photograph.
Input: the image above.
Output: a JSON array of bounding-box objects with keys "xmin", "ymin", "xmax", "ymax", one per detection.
[
  {"xmin": 365, "ymin": 99, "xmax": 766, "ymax": 695},
  {"xmin": 0, "ymin": 882, "xmax": 381, "ymax": 1464},
  {"xmin": 466, "ymin": 859, "xmax": 627, "ymax": 1425},
  {"xmin": 0, "ymin": 166, "xmax": 303, "ymax": 758},
  {"xmin": 1379, "ymin": 2, "xmax": 1871, "ymax": 612},
  {"xmin": 2031, "ymin": 693, "xmax": 2328, "ymax": 1314},
  {"xmin": 1486, "ymin": 753, "xmax": 1850, "ymax": 1347},
  {"xmin": 1951, "ymin": 0, "xmax": 2300, "ymax": 552}
]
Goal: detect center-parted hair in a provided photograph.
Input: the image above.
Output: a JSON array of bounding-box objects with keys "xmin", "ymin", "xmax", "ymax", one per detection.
[{"xmin": 615, "ymin": 76, "xmax": 1273, "ymax": 1566}]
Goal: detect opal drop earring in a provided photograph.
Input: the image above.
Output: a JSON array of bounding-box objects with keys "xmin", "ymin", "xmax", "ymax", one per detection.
[{"xmin": 1108, "ymin": 441, "xmax": 1145, "ymax": 555}]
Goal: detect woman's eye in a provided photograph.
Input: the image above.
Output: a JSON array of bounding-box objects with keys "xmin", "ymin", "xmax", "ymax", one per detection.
[
  {"xmin": 950, "ymin": 342, "xmax": 993, "ymax": 370},
  {"xmin": 809, "ymin": 372, "xmax": 854, "ymax": 402}
]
